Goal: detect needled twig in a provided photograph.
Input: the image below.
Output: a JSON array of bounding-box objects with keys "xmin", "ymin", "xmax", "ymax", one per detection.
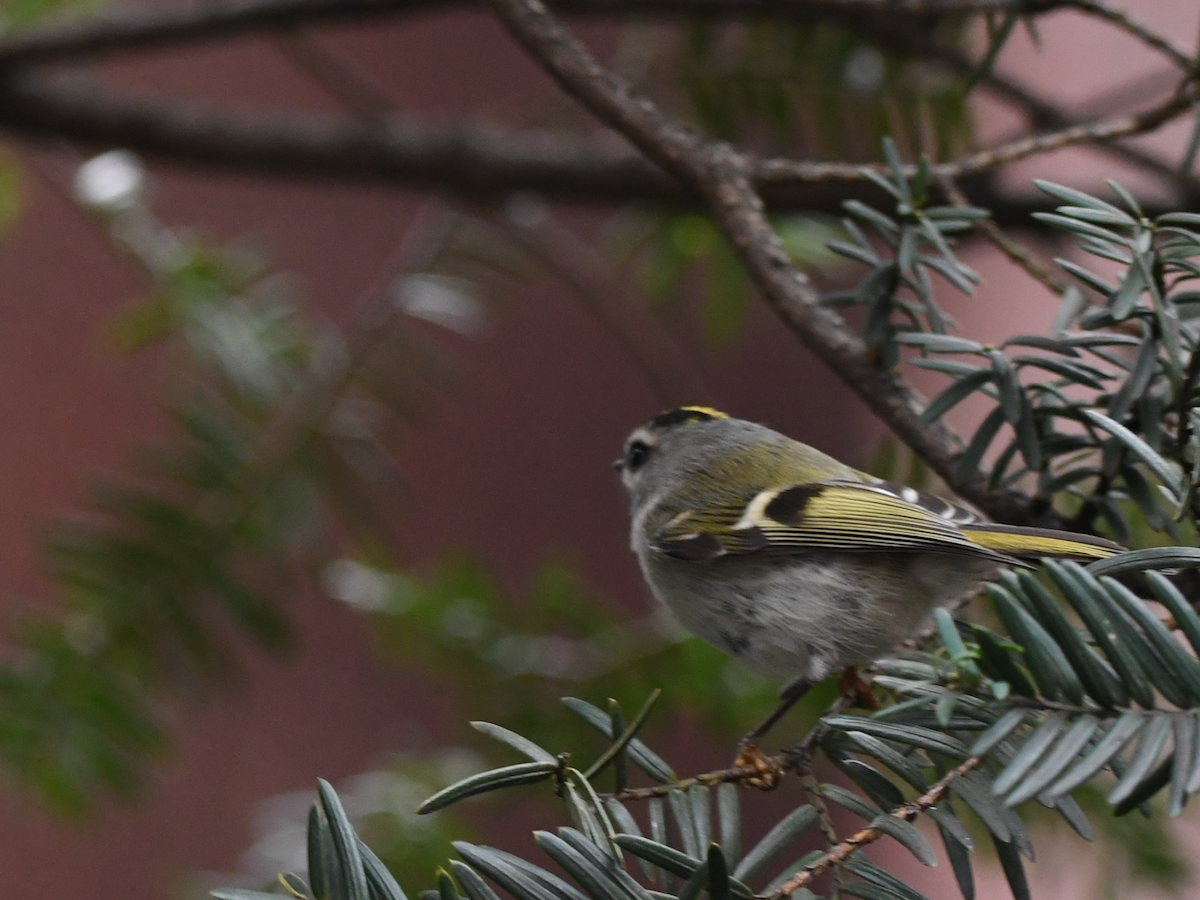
[{"xmin": 770, "ymin": 757, "xmax": 984, "ymax": 898}]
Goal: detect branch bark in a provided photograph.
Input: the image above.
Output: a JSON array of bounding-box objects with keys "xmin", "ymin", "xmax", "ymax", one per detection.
[
  {"xmin": 0, "ymin": 69, "xmax": 674, "ymax": 199},
  {"xmin": 754, "ymin": 86, "xmax": 1199, "ymax": 187},
  {"xmin": 5, "ymin": 69, "xmax": 1176, "ymax": 226},
  {"xmin": 0, "ymin": 0, "xmax": 1192, "ymax": 216}
]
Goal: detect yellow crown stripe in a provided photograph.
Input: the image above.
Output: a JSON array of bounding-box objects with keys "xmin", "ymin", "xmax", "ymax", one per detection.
[
  {"xmin": 678, "ymin": 405, "xmax": 729, "ymax": 419},
  {"xmin": 649, "ymin": 406, "xmax": 730, "ymax": 431}
]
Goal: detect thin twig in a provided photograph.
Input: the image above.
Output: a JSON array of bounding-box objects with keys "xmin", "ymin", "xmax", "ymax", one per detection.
[
  {"xmin": 0, "ymin": 65, "xmax": 1191, "ymax": 225},
  {"xmin": 844, "ymin": 13, "xmax": 1200, "ymax": 203},
  {"xmin": 499, "ymin": 209, "xmax": 710, "ymax": 407},
  {"xmin": 271, "ymin": 28, "xmax": 396, "ymax": 122},
  {"xmin": 938, "ymin": 88, "xmax": 1198, "ymax": 177},
  {"xmin": 798, "ymin": 769, "xmax": 842, "ymax": 900},
  {"xmin": 5, "ymin": 71, "xmax": 1173, "ymax": 224},
  {"xmin": 611, "ymin": 759, "xmax": 777, "ymax": 800},
  {"xmin": 754, "ymin": 86, "xmax": 1200, "ymax": 187},
  {"xmin": 937, "ymin": 172, "xmax": 1068, "ymax": 297},
  {"xmin": 770, "ymin": 757, "xmax": 985, "ymax": 898},
  {"xmin": 1071, "ymin": 0, "xmax": 1193, "ymax": 71}
]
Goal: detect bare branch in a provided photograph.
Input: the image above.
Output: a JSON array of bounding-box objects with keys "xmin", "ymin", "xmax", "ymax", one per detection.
[
  {"xmin": 755, "ymin": 86, "xmax": 1199, "ymax": 187},
  {"xmin": 1070, "ymin": 0, "xmax": 1194, "ymax": 70},
  {"xmin": 938, "ymin": 172, "xmax": 1067, "ymax": 297},
  {"xmin": 0, "ymin": 0, "xmax": 1191, "ymax": 212},
  {"xmin": 481, "ymin": 0, "xmax": 1043, "ymax": 523},
  {"xmin": 862, "ymin": 18, "xmax": 1200, "ymax": 203},
  {"xmin": 0, "ymin": 0, "xmax": 922, "ymax": 66},
  {"xmin": 0, "ymin": 0, "xmax": 427, "ymax": 65},
  {"xmin": 0, "ymin": 0, "xmax": 1188, "ymax": 70},
  {"xmin": 271, "ymin": 28, "xmax": 396, "ymax": 123},
  {"xmin": 0, "ymin": 2, "xmax": 1185, "ymax": 525},
  {"xmin": 1, "ymin": 71, "xmax": 1173, "ymax": 227},
  {"xmin": 498, "ymin": 210, "xmax": 710, "ymax": 406},
  {"xmin": 0, "ymin": 70, "xmax": 676, "ymax": 198}
]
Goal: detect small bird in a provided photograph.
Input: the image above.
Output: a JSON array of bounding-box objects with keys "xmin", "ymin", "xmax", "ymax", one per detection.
[{"xmin": 615, "ymin": 406, "xmax": 1122, "ymax": 742}]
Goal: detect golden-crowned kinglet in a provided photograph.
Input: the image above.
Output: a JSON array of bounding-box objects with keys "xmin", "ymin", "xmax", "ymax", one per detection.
[{"xmin": 615, "ymin": 406, "xmax": 1122, "ymax": 702}]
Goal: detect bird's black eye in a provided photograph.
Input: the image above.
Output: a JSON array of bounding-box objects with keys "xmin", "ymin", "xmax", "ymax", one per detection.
[{"xmin": 626, "ymin": 440, "xmax": 652, "ymax": 472}]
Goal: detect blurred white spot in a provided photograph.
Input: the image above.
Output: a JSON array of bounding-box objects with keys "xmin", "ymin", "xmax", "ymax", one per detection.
[
  {"xmin": 393, "ymin": 274, "xmax": 485, "ymax": 336},
  {"xmin": 843, "ymin": 46, "xmax": 885, "ymax": 95},
  {"xmin": 321, "ymin": 559, "xmax": 411, "ymax": 612},
  {"xmin": 74, "ymin": 150, "xmax": 146, "ymax": 212},
  {"xmin": 489, "ymin": 634, "xmax": 537, "ymax": 677},
  {"xmin": 437, "ymin": 747, "xmax": 486, "ymax": 785},
  {"xmin": 440, "ymin": 597, "xmax": 487, "ymax": 643},
  {"xmin": 533, "ymin": 635, "xmax": 579, "ymax": 679},
  {"xmin": 487, "ymin": 632, "xmax": 605, "ymax": 680},
  {"xmin": 506, "ymin": 191, "xmax": 548, "ymax": 228}
]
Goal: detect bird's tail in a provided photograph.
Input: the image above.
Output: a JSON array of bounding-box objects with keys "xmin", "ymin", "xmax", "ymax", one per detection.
[{"xmin": 961, "ymin": 523, "xmax": 1124, "ymax": 561}]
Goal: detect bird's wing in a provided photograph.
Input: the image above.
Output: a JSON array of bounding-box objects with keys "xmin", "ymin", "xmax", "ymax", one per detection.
[
  {"xmin": 652, "ymin": 480, "xmax": 1017, "ymax": 563},
  {"xmin": 958, "ymin": 522, "xmax": 1122, "ymax": 559}
]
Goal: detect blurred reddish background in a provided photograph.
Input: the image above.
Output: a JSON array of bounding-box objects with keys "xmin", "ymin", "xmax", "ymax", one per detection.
[{"xmin": 0, "ymin": 4, "xmax": 1193, "ymax": 900}]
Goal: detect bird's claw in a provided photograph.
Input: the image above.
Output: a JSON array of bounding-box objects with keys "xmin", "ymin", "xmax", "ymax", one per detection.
[{"xmin": 734, "ymin": 741, "xmax": 786, "ymax": 791}]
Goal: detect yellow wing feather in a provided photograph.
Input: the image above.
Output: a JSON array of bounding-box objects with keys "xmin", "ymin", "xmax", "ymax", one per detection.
[
  {"xmin": 653, "ymin": 481, "xmax": 1122, "ymax": 563},
  {"xmin": 655, "ymin": 482, "xmax": 1014, "ymax": 561},
  {"xmin": 961, "ymin": 524, "xmax": 1121, "ymax": 560}
]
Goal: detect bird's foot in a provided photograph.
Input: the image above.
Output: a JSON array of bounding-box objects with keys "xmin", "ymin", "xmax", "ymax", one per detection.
[
  {"xmin": 838, "ymin": 665, "xmax": 879, "ymax": 709},
  {"xmin": 734, "ymin": 740, "xmax": 786, "ymax": 791}
]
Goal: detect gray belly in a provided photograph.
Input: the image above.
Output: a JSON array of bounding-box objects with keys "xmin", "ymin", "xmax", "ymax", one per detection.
[{"xmin": 640, "ymin": 551, "xmax": 997, "ymax": 682}]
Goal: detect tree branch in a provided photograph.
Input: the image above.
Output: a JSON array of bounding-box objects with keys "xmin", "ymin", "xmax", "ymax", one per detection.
[
  {"xmin": 1070, "ymin": 0, "xmax": 1193, "ymax": 70},
  {"xmin": 0, "ymin": 3, "xmax": 1187, "ymax": 523},
  {"xmin": 0, "ymin": 69, "xmax": 677, "ymax": 198},
  {"xmin": 0, "ymin": 0, "xmax": 931, "ymax": 66},
  {"xmin": 755, "ymin": 86, "xmax": 1199, "ymax": 187},
  {"xmin": 857, "ymin": 16, "xmax": 1200, "ymax": 205},
  {"xmin": 0, "ymin": 0, "xmax": 1183, "ymax": 68},
  {"xmin": 0, "ymin": 1, "xmax": 1193, "ymax": 212},
  {"xmin": 481, "ymin": 0, "xmax": 1044, "ymax": 522},
  {"xmin": 270, "ymin": 28, "xmax": 396, "ymax": 123},
  {"xmin": 3, "ymin": 69, "xmax": 1160, "ymax": 226}
]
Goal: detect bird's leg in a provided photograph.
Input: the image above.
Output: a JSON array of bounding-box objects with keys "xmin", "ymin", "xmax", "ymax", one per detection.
[
  {"xmin": 745, "ymin": 674, "xmax": 813, "ymax": 744},
  {"xmin": 734, "ymin": 675, "xmax": 812, "ymax": 790}
]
